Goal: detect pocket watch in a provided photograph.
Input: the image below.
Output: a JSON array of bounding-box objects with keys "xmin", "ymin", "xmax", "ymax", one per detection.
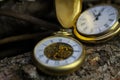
[
  {"xmin": 33, "ymin": 30, "xmax": 85, "ymax": 75},
  {"xmin": 74, "ymin": 4, "xmax": 120, "ymax": 43},
  {"xmin": 32, "ymin": 0, "xmax": 85, "ymax": 75},
  {"xmin": 55, "ymin": 2, "xmax": 120, "ymax": 43}
]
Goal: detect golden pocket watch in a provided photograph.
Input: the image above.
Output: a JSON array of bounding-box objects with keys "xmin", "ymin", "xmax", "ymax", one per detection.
[
  {"xmin": 55, "ymin": 1, "xmax": 120, "ymax": 43},
  {"xmin": 33, "ymin": 30, "xmax": 85, "ymax": 75},
  {"xmin": 32, "ymin": 0, "xmax": 85, "ymax": 75}
]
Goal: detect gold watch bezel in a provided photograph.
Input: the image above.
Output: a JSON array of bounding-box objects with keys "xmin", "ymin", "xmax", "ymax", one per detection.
[
  {"xmin": 73, "ymin": 4, "xmax": 120, "ymax": 43},
  {"xmin": 32, "ymin": 35, "xmax": 86, "ymax": 75},
  {"xmin": 73, "ymin": 22, "xmax": 120, "ymax": 43}
]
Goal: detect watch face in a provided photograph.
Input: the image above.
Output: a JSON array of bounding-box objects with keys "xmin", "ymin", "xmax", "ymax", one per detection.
[
  {"xmin": 34, "ymin": 36, "xmax": 83, "ymax": 67},
  {"xmin": 76, "ymin": 5, "xmax": 118, "ymax": 35}
]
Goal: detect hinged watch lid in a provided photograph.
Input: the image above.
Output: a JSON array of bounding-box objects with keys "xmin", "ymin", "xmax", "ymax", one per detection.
[{"xmin": 55, "ymin": 0, "xmax": 82, "ymax": 28}]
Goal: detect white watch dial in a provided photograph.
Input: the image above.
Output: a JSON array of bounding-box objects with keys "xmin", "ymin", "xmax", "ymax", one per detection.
[
  {"xmin": 76, "ymin": 5, "xmax": 118, "ymax": 35},
  {"xmin": 34, "ymin": 36, "xmax": 83, "ymax": 67}
]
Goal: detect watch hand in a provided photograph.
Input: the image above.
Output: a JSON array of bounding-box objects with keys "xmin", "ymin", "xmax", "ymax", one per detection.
[
  {"xmin": 94, "ymin": 7, "xmax": 105, "ymax": 21},
  {"xmin": 91, "ymin": 10, "xmax": 99, "ymax": 21},
  {"xmin": 97, "ymin": 7, "xmax": 105, "ymax": 16},
  {"xmin": 91, "ymin": 10, "xmax": 97, "ymax": 17},
  {"xmin": 95, "ymin": 12, "xmax": 101, "ymax": 20}
]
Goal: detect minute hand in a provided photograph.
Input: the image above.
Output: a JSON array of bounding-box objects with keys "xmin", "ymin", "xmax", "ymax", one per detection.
[
  {"xmin": 95, "ymin": 12, "xmax": 101, "ymax": 20},
  {"xmin": 95, "ymin": 8, "xmax": 105, "ymax": 20}
]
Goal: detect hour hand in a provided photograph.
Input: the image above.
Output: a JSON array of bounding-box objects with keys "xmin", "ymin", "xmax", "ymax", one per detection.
[
  {"xmin": 91, "ymin": 10, "xmax": 96, "ymax": 17},
  {"xmin": 91, "ymin": 10, "xmax": 99, "ymax": 21}
]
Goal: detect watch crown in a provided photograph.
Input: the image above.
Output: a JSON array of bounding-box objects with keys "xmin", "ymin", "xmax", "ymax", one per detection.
[{"xmin": 54, "ymin": 29, "xmax": 73, "ymax": 36}]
